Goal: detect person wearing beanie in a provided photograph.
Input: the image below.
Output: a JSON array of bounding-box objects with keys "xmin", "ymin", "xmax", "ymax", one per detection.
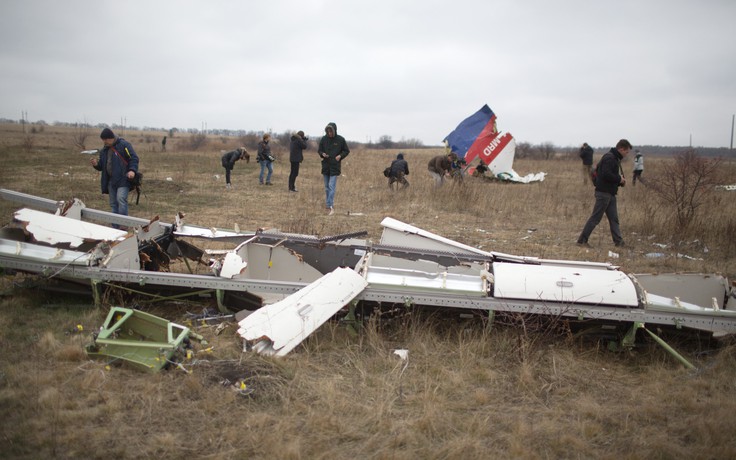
[
  {"xmin": 90, "ymin": 127, "xmax": 140, "ymax": 225},
  {"xmin": 317, "ymin": 122, "xmax": 349, "ymax": 215},
  {"xmin": 288, "ymin": 130, "xmax": 308, "ymax": 192},
  {"xmin": 388, "ymin": 152, "xmax": 409, "ymax": 190}
]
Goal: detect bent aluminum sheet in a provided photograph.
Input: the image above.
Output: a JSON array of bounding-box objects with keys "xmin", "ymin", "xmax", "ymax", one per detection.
[
  {"xmin": 14, "ymin": 208, "xmax": 128, "ymax": 248},
  {"xmin": 238, "ymin": 267, "xmax": 368, "ymax": 356},
  {"xmin": 492, "ymin": 261, "xmax": 639, "ymax": 307}
]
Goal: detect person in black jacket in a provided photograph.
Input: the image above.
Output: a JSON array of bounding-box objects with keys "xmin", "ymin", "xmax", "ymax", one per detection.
[
  {"xmin": 90, "ymin": 128, "xmax": 139, "ymax": 223},
  {"xmin": 579, "ymin": 142, "xmax": 594, "ymax": 184},
  {"xmin": 318, "ymin": 122, "xmax": 349, "ymax": 215},
  {"xmin": 288, "ymin": 131, "xmax": 308, "ymax": 192},
  {"xmin": 388, "ymin": 152, "xmax": 410, "ymax": 190},
  {"xmin": 221, "ymin": 147, "xmax": 248, "ymax": 189},
  {"xmin": 577, "ymin": 139, "xmax": 632, "ymax": 247}
]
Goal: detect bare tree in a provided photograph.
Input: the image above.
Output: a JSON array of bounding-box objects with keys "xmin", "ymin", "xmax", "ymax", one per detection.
[
  {"xmin": 71, "ymin": 122, "xmax": 91, "ymax": 150},
  {"xmin": 648, "ymin": 149, "xmax": 723, "ymax": 231}
]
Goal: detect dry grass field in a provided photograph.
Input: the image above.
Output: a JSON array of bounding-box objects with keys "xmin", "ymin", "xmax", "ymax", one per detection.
[{"xmin": 1, "ymin": 123, "xmax": 736, "ymax": 459}]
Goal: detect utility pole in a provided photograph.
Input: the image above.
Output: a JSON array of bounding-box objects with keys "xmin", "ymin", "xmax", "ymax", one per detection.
[{"xmin": 731, "ymin": 114, "xmax": 734, "ymax": 151}]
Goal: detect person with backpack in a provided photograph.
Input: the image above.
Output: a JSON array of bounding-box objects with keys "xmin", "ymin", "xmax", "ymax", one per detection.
[
  {"xmin": 577, "ymin": 139, "xmax": 632, "ymax": 248},
  {"xmin": 388, "ymin": 152, "xmax": 410, "ymax": 190},
  {"xmin": 221, "ymin": 147, "xmax": 249, "ymax": 189},
  {"xmin": 90, "ymin": 128, "xmax": 139, "ymax": 224},
  {"xmin": 579, "ymin": 142, "xmax": 594, "ymax": 184}
]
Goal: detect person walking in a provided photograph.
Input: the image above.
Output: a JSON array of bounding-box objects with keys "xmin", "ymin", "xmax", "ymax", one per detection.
[
  {"xmin": 577, "ymin": 139, "xmax": 632, "ymax": 248},
  {"xmin": 161, "ymin": 136, "xmax": 167, "ymax": 152},
  {"xmin": 289, "ymin": 130, "xmax": 308, "ymax": 192},
  {"xmin": 632, "ymin": 150, "xmax": 644, "ymax": 186},
  {"xmin": 579, "ymin": 142, "xmax": 594, "ymax": 184},
  {"xmin": 318, "ymin": 122, "xmax": 349, "ymax": 215},
  {"xmin": 427, "ymin": 152, "xmax": 454, "ymax": 187},
  {"xmin": 221, "ymin": 147, "xmax": 249, "ymax": 189},
  {"xmin": 90, "ymin": 128, "xmax": 140, "ymax": 225},
  {"xmin": 257, "ymin": 133, "xmax": 274, "ymax": 185},
  {"xmin": 388, "ymin": 152, "xmax": 410, "ymax": 190}
]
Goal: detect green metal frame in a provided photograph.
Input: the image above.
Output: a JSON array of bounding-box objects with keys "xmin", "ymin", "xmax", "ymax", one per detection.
[{"xmin": 86, "ymin": 306, "xmax": 205, "ymax": 373}]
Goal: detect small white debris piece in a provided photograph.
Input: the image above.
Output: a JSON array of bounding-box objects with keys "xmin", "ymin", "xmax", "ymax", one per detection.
[
  {"xmin": 393, "ymin": 349, "xmax": 409, "ymax": 361},
  {"xmin": 608, "ymin": 251, "xmax": 619, "ymax": 259}
]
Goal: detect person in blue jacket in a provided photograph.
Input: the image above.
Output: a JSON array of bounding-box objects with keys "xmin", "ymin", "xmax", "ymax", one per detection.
[{"xmin": 90, "ymin": 128, "xmax": 139, "ymax": 222}]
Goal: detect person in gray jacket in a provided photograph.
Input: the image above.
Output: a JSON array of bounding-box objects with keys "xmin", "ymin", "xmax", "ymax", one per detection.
[{"xmin": 221, "ymin": 147, "xmax": 249, "ymax": 189}]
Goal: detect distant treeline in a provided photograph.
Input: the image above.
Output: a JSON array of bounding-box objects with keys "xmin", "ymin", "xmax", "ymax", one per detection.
[{"xmin": 3, "ymin": 118, "xmax": 734, "ymax": 156}]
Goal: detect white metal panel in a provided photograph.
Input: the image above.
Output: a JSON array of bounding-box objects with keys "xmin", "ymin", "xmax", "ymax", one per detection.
[
  {"xmin": 237, "ymin": 267, "xmax": 368, "ymax": 356},
  {"xmin": 492, "ymin": 261, "xmax": 639, "ymax": 307},
  {"xmin": 14, "ymin": 208, "xmax": 127, "ymax": 248},
  {"xmin": 361, "ymin": 253, "xmax": 487, "ymax": 295},
  {"xmin": 0, "ymin": 238, "xmax": 95, "ymax": 265},
  {"xmin": 380, "ymin": 217, "xmax": 491, "ymax": 256},
  {"xmin": 634, "ymin": 273, "xmax": 729, "ymax": 310}
]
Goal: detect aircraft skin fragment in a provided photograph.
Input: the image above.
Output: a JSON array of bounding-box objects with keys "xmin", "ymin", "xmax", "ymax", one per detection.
[
  {"xmin": 237, "ymin": 267, "xmax": 368, "ymax": 356},
  {"xmin": 14, "ymin": 208, "xmax": 127, "ymax": 248}
]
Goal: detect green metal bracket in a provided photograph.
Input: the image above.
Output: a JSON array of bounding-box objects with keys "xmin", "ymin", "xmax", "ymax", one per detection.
[
  {"xmin": 91, "ymin": 279, "xmax": 102, "ymax": 306},
  {"xmin": 343, "ymin": 299, "xmax": 359, "ymax": 337},
  {"xmin": 641, "ymin": 325, "xmax": 696, "ymax": 370},
  {"xmin": 614, "ymin": 321, "xmax": 696, "ymax": 370},
  {"xmin": 85, "ymin": 306, "xmax": 206, "ymax": 373},
  {"xmin": 486, "ymin": 309, "xmax": 495, "ymax": 332}
]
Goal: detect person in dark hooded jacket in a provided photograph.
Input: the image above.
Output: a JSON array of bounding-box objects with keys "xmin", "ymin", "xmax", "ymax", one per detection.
[
  {"xmin": 289, "ymin": 130, "xmax": 308, "ymax": 192},
  {"xmin": 221, "ymin": 147, "xmax": 249, "ymax": 188},
  {"xmin": 388, "ymin": 152, "xmax": 409, "ymax": 190},
  {"xmin": 318, "ymin": 122, "xmax": 349, "ymax": 215},
  {"xmin": 90, "ymin": 127, "xmax": 139, "ymax": 223},
  {"xmin": 577, "ymin": 139, "xmax": 631, "ymax": 247}
]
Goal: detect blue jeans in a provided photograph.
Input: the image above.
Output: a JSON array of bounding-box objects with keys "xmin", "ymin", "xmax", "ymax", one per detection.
[
  {"xmin": 108, "ymin": 183, "xmax": 130, "ymax": 216},
  {"xmin": 323, "ymin": 174, "xmax": 338, "ymax": 208},
  {"xmin": 578, "ymin": 191, "xmax": 623, "ymax": 245},
  {"xmin": 259, "ymin": 161, "xmax": 273, "ymax": 183}
]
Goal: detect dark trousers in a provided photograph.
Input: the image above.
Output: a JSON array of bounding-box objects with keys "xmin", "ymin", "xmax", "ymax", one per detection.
[
  {"xmin": 224, "ymin": 167, "xmax": 232, "ymax": 184},
  {"xmin": 578, "ymin": 191, "xmax": 623, "ymax": 245},
  {"xmin": 289, "ymin": 161, "xmax": 300, "ymax": 190},
  {"xmin": 632, "ymin": 170, "xmax": 643, "ymax": 185}
]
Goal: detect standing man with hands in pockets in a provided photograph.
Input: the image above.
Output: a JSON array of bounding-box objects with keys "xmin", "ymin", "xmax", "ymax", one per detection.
[
  {"xmin": 318, "ymin": 122, "xmax": 349, "ymax": 215},
  {"xmin": 90, "ymin": 127, "xmax": 139, "ymax": 225}
]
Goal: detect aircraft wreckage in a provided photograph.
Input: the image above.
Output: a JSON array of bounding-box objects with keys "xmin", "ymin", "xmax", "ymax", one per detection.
[{"xmin": 1, "ymin": 188, "xmax": 735, "ymax": 367}]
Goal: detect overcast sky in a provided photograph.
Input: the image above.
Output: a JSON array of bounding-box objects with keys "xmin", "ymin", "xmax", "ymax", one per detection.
[{"xmin": 1, "ymin": 1, "xmax": 734, "ymax": 149}]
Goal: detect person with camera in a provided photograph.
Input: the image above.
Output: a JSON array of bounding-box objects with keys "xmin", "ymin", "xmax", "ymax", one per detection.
[
  {"xmin": 90, "ymin": 128, "xmax": 139, "ymax": 225},
  {"xmin": 288, "ymin": 130, "xmax": 308, "ymax": 192},
  {"xmin": 318, "ymin": 122, "xmax": 349, "ymax": 215},
  {"xmin": 257, "ymin": 133, "xmax": 275, "ymax": 185},
  {"xmin": 577, "ymin": 139, "xmax": 631, "ymax": 248}
]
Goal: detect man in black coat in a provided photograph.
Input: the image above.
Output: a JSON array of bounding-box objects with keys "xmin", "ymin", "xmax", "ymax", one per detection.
[
  {"xmin": 579, "ymin": 142, "xmax": 594, "ymax": 184},
  {"xmin": 288, "ymin": 131, "xmax": 308, "ymax": 192},
  {"xmin": 388, "ymin": 152, "xmax": 410, "ymax": 190},
  {"xmin": 577, "ymin": 139, "xmax": 632, "ymax": 247}
]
